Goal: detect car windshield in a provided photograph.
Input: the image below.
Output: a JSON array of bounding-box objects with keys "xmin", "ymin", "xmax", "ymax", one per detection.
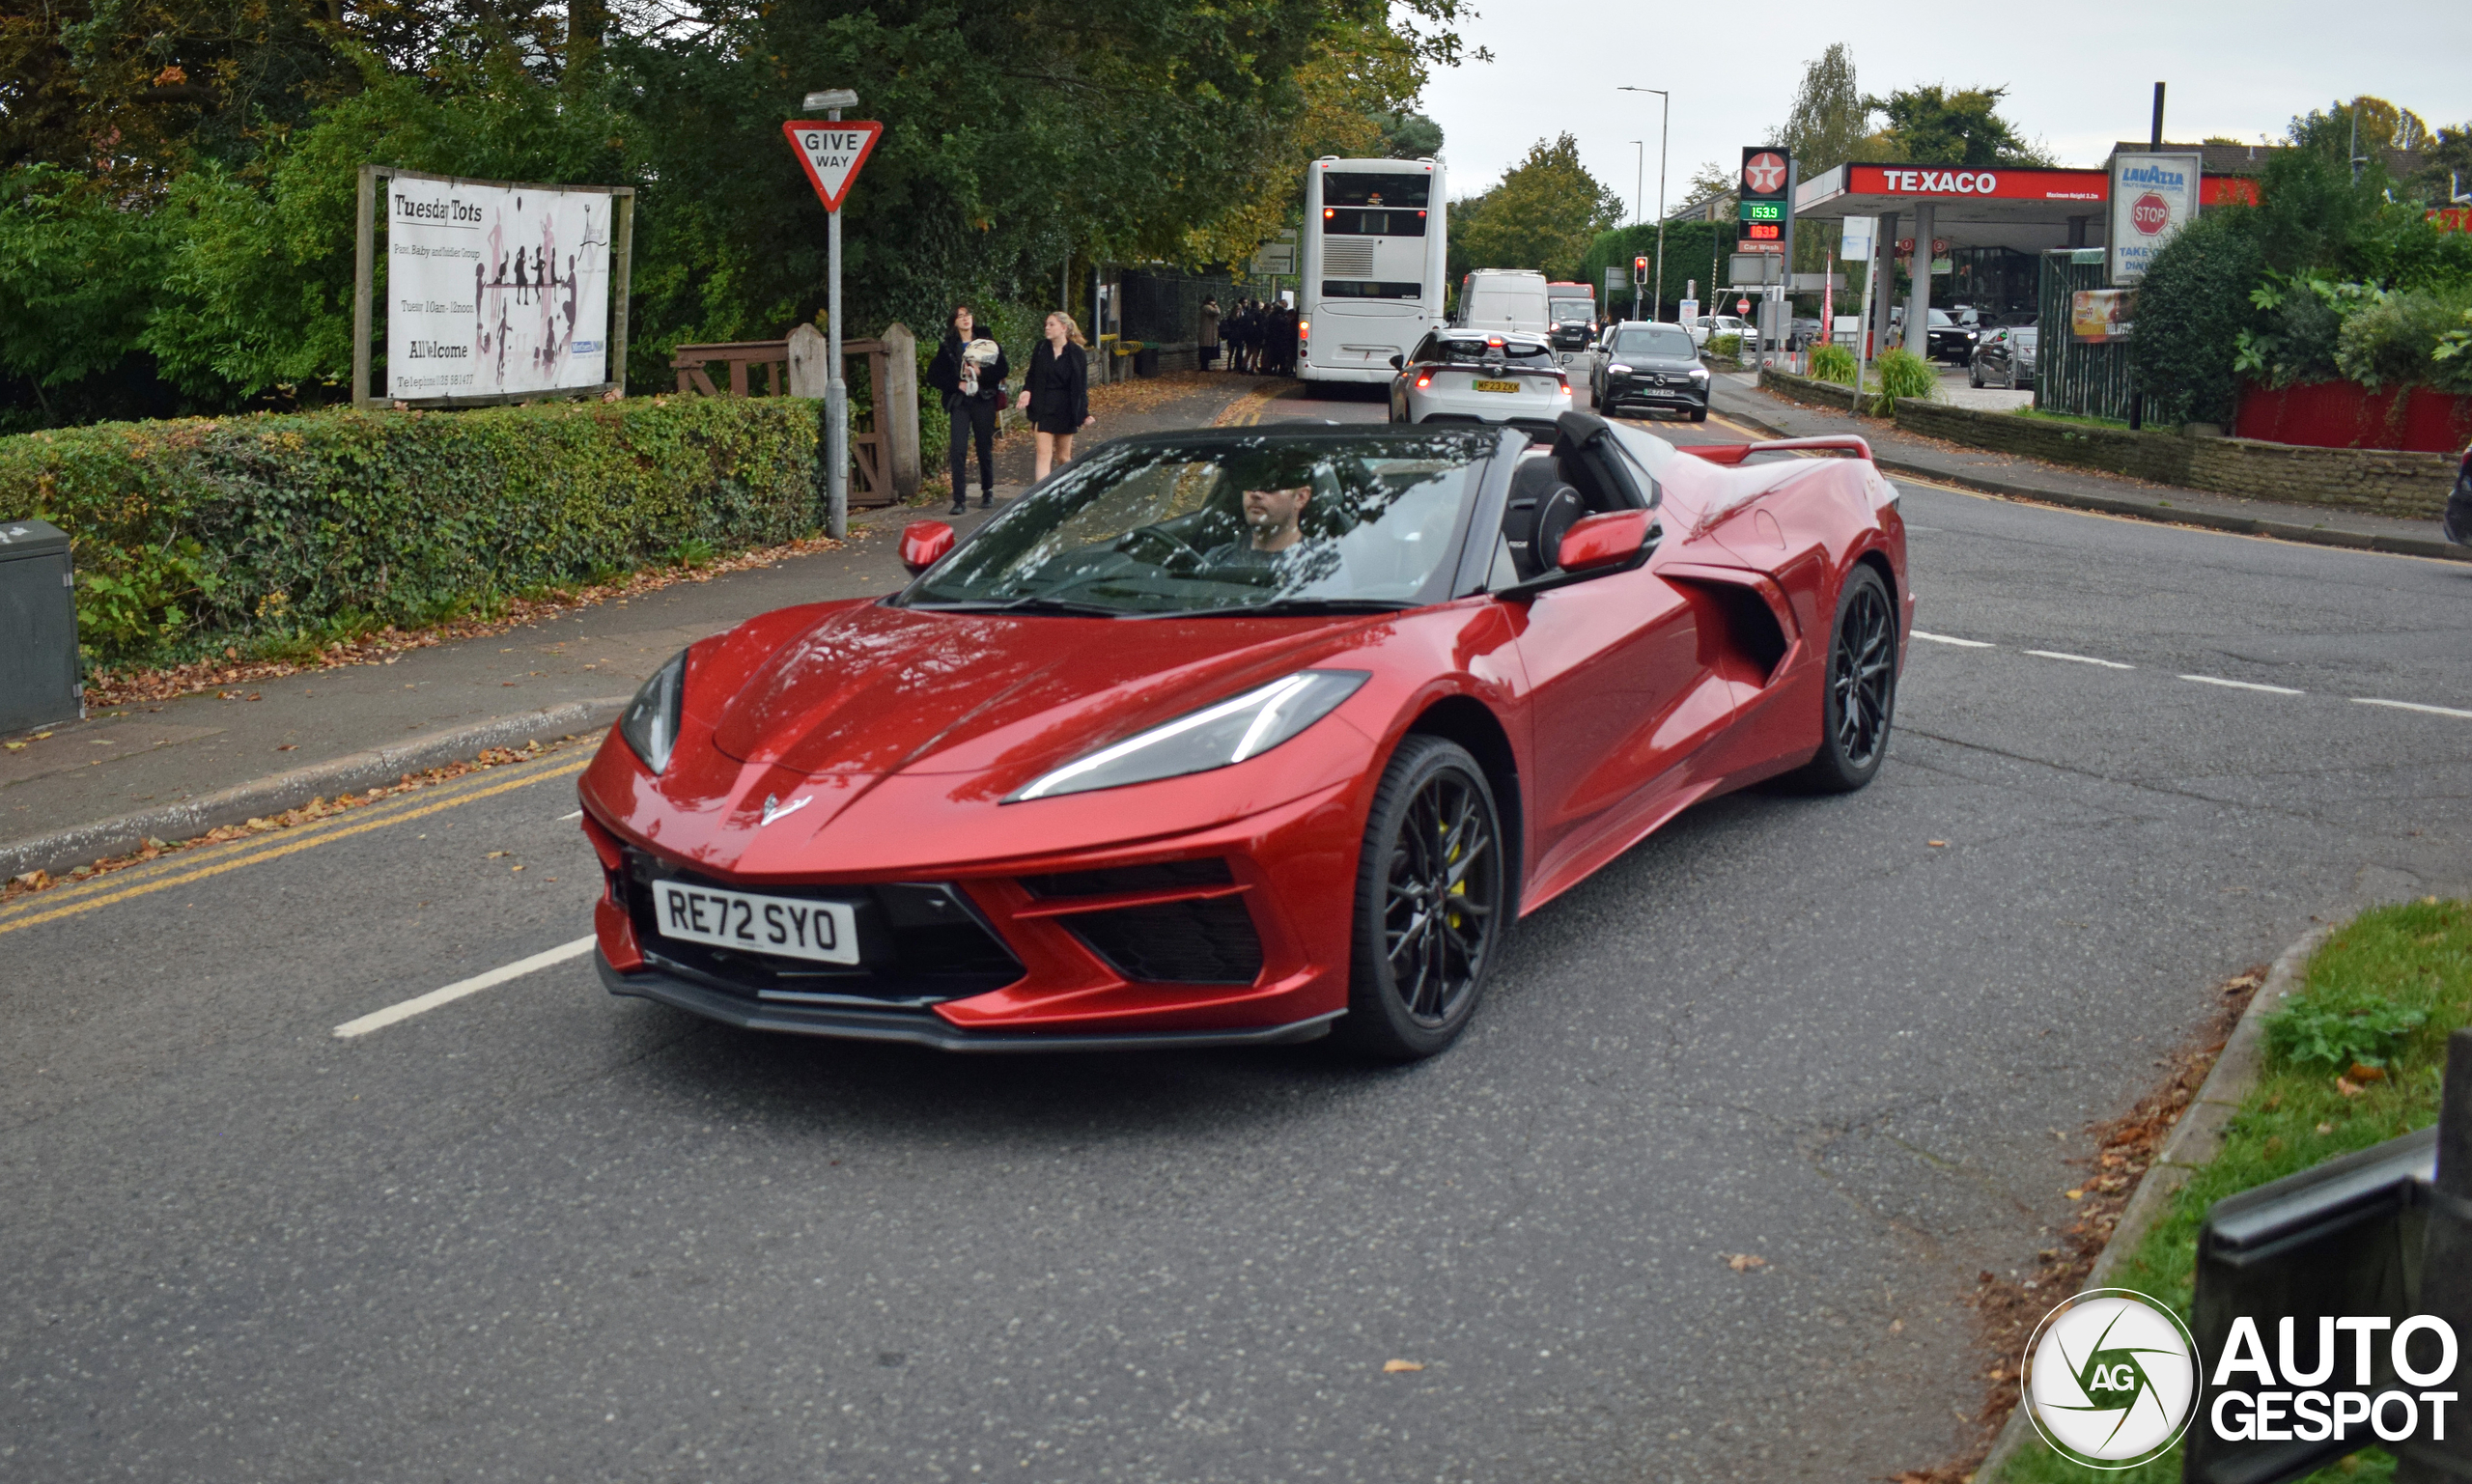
[
  {"xmin": 1432, "ymin": 339, "xmax": 1554, "ymax": 367},
  {"xmin": 1607, "ymin": 327, "xmax": 1696, "ymax": 359},
  {"xmin": 1928, "ymin": 309, "xmax": 1955, "ymax": 327},
  {"xmin": 1549, "ymin": 301, "xmax": 1593, "ymax": 323},
  {"xmin": 897, "ymin": 431, "xmax": 1498, "ymax": 617}
]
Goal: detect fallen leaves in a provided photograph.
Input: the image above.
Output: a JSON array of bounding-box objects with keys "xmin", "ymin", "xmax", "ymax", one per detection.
[
  {"xmin": 0, "ymin": 736, "xmax": 578, "ymax": 906},
  {"xmin": 1724, "ymin": 1253, "xmax": 1767, "ymax": 1273},
  {"xmin": 2336, "ymin": 1076, "xmax": 2366, "ymax": 1098},
  {"xmin": 1927, "ymin": 839, "xmax": 1948, "ymax": 848},
  {"xmin": 1381, "ymin": 1359, "xmax": 1424, "ymax": 1373}
]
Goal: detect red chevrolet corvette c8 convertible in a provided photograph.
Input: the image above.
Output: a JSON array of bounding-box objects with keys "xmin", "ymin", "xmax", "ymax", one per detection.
[{"xmin": 577, "ymin": 411, "xmax": 1910, "ymax": 1058}]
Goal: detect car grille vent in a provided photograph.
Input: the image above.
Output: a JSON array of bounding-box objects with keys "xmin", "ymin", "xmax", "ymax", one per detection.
[
  {"xmin": 1066, "ymin": 898, "xmax": 1265, "ymax": 985},
  {"xmin": 1021, "ymin": 858, "xmax": 1234, "ymax": 899},
  {"xmin": 1324, "ymin": 239, "xmax": 1377, "ymax": 276}
]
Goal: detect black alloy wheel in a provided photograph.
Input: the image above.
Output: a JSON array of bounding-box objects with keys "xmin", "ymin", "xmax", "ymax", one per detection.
[
  {"xmin": 1793, "ymin": 565, "xmax": 1897, "ymax": 793},
  {"xmin": 1339, "ymin": 736, "xmax": 1504, "ymax": 1059}
]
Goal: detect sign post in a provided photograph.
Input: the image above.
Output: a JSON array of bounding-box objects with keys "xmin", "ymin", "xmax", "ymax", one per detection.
[
  {"xmin": 1840, "ymin": 215, "xmax": 1877, "ymax": 416},
  {"xmin": 1738, "ymin": 147, "xmax": 1791, "ymax": 352},
  {"xmin": 785, "ymin": 95, "xmax": 880, "ymax": 539}
]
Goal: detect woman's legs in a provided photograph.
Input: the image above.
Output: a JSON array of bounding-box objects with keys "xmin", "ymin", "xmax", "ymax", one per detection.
[
  {"xmin": 1052, "ymin": 433, "xmax": 1074, "ymax": 467},
  {"xmin": 1032, "ymin": 431, "xmax": 1056, "ymax": 482},
  {"xmin": 946, "ymin": 402, "xmax": 972, "ymax": 513}
]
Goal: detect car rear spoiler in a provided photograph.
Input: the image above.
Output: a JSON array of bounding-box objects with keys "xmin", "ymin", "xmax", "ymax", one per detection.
[{"xmin": 1680, "ymin": 436, "xmax": 1874, "ymax": 465}]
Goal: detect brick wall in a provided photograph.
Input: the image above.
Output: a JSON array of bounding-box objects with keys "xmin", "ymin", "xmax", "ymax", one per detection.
[
  {"xmin": 1759, "ymin": 368, "xmax": 1893, "ymax": 418},
  {"xmin": 1891, "ymin": 401, "xmax": 2457, "ymax": 520}
]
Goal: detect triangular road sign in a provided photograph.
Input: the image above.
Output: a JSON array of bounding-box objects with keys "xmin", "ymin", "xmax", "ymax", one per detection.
[{"xmin": 782, "ymin": 120, "xmax": 884, "ymax": 211}]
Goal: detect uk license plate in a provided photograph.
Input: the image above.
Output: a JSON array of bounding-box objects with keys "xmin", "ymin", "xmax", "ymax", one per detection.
[
  {"xmin": 1472, "ymin": 379, "xmax": 1519, "ymax": 393},
  {"xmin": 652, "ymin": 881, "xmax": 859, "ymax": 964}
]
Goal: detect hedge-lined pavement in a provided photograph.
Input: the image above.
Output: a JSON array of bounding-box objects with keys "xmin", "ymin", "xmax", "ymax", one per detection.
[
  {"xmin": 1710, "ymin": 374, "xmax": 2455, "ymax": 552},
  {"xmin": 1, "ymin": 372, "xmax": 1276, "ymax": 860}
]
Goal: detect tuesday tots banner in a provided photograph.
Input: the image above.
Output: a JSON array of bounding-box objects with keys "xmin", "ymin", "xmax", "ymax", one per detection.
[{"xmin": 384, "ymin": 171, "xmax": 618, "ymax": 402}]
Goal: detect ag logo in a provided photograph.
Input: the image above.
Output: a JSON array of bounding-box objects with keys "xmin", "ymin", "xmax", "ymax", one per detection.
[{"xmin": 2021, "ymin": 1289, "xmax": 2201, "ymax": 1468}]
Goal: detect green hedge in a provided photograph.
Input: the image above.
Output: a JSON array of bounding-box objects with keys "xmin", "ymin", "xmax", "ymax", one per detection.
[{"xmin": 0, "ymin": 396, "xmax": 820, "ymax": 665}]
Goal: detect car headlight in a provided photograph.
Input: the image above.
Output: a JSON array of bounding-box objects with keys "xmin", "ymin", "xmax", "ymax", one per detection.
[
  {"xmin": 619, "ymin": 649, "xmax": 687, "ymax": 774},
  {"xmin": 1607, "ymin": 362, "xmax": 1632, "ymax": 375},
  {"xmin": 1689, "ymin": 366, "xmax": 1709, "ymax": 379},
  {"xmin": 1009, "ymin": 670, "xmax": 1369, "ymax": 802}
]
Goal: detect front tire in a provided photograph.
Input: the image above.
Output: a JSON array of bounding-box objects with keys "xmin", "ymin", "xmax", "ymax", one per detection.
[
  {"xmin": 1337, "ymin": 736, "xmax": 1505, "ymax": 1060},
  {"xmin": 1689, "ymin": 404, "xmax": 1708, "ymax": 423},
  {"xmin": 1792, "ymin": 565, "xmax": 1897, "ymax": 793}
]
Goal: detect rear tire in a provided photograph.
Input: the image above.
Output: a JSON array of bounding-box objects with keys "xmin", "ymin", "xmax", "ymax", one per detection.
[
  {"xmin": 1335, "ymin": 736, "xmax": 1505, "ymax": 1060},
  {"xmin": 1969, "ymin": 363, "xmax": 1983, "ymax": 388},
  {"xmin": 1791, "ymin": 565, "xmax": 1897, "ymax": 793}
]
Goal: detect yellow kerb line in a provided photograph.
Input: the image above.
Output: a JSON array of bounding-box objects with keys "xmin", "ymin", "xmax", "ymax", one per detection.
[{"xmin": 0, "ymin": 756, "xmax": 593, "ymax": 937}]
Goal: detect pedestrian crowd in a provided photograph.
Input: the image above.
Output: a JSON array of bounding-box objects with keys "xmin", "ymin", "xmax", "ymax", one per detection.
[{"xmin": 1199, "ymin": 294, "xmax": 1296, "ymax": 376}]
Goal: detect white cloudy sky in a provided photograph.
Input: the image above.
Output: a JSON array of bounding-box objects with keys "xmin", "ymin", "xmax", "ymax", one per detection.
[{"xmin": 1417, "ymin": 0, "xmax": 2472, "ymax": 211}]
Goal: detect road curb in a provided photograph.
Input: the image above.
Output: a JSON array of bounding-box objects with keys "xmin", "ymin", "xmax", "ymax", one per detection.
[
  {"xmin": 1973, "ymin": 923, "xmax": 2333, "ymax": 1482},
  {"xmin": 0, "ymin": 695, "xmax": 630, "ymax": 882},
  {"xmin": 1707, "ymin": 394, "xmax": 2472, "ymax": 564}
]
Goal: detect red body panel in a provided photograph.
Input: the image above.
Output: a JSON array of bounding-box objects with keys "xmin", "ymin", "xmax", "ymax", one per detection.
[{"xmin": 582, "ymin": 437, "xmax": 1910, "ymax": 1043}]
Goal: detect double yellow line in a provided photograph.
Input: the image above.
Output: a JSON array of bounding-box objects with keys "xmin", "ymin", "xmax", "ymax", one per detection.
[{"xmin": 0, "ymin": 753, "xmax": 594, "ymax": 938}]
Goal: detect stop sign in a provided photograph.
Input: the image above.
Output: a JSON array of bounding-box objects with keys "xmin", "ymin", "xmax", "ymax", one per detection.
[{"xmin": 2131, "ymin": 191, "xmax": 2172, "ymax": 235}]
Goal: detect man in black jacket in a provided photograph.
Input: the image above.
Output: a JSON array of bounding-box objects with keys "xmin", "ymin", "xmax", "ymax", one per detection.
[{"xmin": 925, "ymin": 305, "xmax": 1009, "ymax": 514}]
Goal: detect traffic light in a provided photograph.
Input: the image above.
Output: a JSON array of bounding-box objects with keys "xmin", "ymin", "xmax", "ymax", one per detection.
[{"xmin": 1632, "ymin": 255, "xmax": 1648, "ymax": 283}]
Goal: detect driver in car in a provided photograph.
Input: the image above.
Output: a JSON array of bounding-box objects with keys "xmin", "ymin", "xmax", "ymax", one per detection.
[{"xmin": 1199, "ymin": 481, "xmax": 1313, "ymax": 574}]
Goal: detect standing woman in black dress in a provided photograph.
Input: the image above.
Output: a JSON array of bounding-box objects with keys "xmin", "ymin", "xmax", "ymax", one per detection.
[{"xmin": 1014, "ymin": 312, "xmax": 1092, "ymax": 482}]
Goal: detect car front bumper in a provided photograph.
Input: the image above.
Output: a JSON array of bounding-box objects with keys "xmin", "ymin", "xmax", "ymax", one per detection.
[
  {"xmin": 579, "ymin": 760, "xmax": 1367, "ymax": 1050},
  {"xmin": 1600, "ymin": 377, "xmax": 1708, "ymax": 413}
]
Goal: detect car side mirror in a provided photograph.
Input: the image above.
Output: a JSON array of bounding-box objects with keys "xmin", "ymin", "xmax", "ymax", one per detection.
[
  {"xmin": 1389, "ymin": 354, "xmax": 1404, "ymax": 370},
  {"xmin": 1557, "ymin": 510, "xmax": 1656, "ymax": 573},
  {"xmin": 1497, "ymin": 511, "xmax": 1661, "ymax": 601},
  {"xmin": 900, "ymin": 519, "xmax": 955, "ymax": 574}
]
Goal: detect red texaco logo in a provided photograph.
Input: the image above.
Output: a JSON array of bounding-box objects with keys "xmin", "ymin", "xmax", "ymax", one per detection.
[{"xmin": 1743, "ymin": 153, "xmax": 1787, "ymax": 194}]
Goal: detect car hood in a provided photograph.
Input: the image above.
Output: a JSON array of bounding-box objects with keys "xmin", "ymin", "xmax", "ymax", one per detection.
[{"xmin": 706, "ymin": 599, "xmax": 1382, "ymax": 782}]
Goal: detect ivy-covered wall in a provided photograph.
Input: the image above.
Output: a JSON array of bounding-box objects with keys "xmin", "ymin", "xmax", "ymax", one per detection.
[{"xmin": 0, "ymin": 397, "xmax": 820, "ymax": 665}]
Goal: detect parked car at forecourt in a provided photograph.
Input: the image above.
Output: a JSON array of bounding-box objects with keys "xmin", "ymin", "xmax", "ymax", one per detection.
[
  {"xmin": 579, "ymin": 415, "xmax": 1911, "ymax": 1060},
  {"xmin": 1970, "ymin": 319, "xmax": 2037, "ymax": 389},
  {"xmin": 1592, "ymin": 322, "xmax": 1709, "ymax": 422},
  {"xmin": 1390, "ymin": 329, "xmax": 1572, "ymax": 432}
]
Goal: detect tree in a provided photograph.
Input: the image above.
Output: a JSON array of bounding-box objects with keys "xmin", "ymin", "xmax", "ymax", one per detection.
[
  {"xmin": 2407, "ymin": 123, "xmax": 2472, "ymax": 206},
  {"xmin": 1868, "ymin": 85, "xmax": 2051, "ymax": 168},
  {"xmin": 1770, "ymin": 43, "xmax": 1883, "ymax": 178},
  {"xmin": 1450, "ymin": 134, "xmax": 1621, "ymax": 283}
]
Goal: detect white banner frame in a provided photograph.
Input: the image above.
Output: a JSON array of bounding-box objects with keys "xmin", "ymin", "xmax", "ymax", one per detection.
[
  {"xmin": 2105, "ymin": 152, "xmax": 2201, "ymax": 287},
  {"xmin": 353, "ymin": 165, "xmax": 636, "ymax": 409}
]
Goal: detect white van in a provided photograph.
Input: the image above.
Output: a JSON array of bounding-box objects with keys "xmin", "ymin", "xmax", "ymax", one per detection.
[{"xmin": 1454, "ymin": 269, "xmax": 1551, "ymax": 337}]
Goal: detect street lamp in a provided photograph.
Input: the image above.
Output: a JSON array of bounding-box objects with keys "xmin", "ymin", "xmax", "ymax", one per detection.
[{"xmin": 1619, "ymin": 86, "xmax": 1670, "ymax": 322}]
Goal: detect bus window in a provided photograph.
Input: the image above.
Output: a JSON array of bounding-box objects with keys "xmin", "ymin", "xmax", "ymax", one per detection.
[{"xmin": 1321, "ymin": 173, "xmax": 1432, "ymax": 209}]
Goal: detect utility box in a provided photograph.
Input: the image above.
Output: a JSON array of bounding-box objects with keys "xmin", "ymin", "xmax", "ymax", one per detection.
[{"xmin": 0, "ymin": 518, "xmax": 82, "ymax": 736}]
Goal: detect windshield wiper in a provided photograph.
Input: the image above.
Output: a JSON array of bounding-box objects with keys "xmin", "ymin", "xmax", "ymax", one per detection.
[
  {"xmin": 1197, "ymin": 597, "xmax": 1419, "ymax": 618},
  {"xmin": 909, "ymin": 596, "xmax": 1129, "ymax": 618}
]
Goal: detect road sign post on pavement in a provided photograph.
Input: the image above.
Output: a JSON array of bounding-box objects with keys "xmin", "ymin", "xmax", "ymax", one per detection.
[{"xmin": 785, "ymin": 97, "xmax": 881, "ymax": 539}]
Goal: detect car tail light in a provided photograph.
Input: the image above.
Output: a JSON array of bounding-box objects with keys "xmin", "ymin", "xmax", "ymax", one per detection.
[
  {"xmin": 1557, "ymin": 378, "xmax": 1573, "ymax": 397},
  {"xmin": 1297, "ymin": 319, "xmax": 1308, "ymax": 343}
]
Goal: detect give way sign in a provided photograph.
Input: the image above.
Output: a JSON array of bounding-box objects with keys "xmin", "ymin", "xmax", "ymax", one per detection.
[{"xmin": 782, "ymin": 121, "xmax": 884, "ymax": 211}]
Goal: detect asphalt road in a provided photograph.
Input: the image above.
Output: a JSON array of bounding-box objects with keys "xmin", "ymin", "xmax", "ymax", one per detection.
[{"xmin": 7, "ymin": 383, "xmax": 2469, "ymax": 1483}]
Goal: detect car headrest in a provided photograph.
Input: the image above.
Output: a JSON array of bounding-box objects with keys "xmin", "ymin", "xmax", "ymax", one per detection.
[{"xmin": 1501, "ymin": 469, "xmax": 1586, "ymax": 582}]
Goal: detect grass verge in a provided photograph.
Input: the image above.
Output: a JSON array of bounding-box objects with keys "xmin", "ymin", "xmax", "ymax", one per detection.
[{"xmin": 1991, "ymin": 897, "xmax": 2472, "ymax": 1484}]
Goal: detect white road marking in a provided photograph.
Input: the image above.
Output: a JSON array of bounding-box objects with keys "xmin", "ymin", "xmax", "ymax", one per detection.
[
  {"xmin": 2024, "ymin": 650, "xmax": 2134, "ymax": 669},
  {"xmin": 2353, "ymin": 697, "xmax": 2472, "ymax": 720},
  {"xmin": 2180, "ymin": 674, "xmax": 2304, "ymax": 695},
  {"xmin": 333, "ymin": 936, "xmax": 595, "ymax": 1039},
  {"xmin": 557, "ymin": 809, "xmax": 582, "ymax": 821},
  {"xmin": 1912, "ymin": 630, "xmax": 1993, "ymax": 648}
]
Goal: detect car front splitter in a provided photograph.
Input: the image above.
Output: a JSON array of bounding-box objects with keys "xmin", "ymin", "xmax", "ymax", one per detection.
[{"xmin": 598, "ymin": 955, "xmax": 1343, "ymax": 1053}]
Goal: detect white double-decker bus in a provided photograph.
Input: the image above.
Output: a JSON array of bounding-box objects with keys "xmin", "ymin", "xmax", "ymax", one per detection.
[{"xmin": 1298, "ymin": 156, "xmax": 1447, "ymax": 384}]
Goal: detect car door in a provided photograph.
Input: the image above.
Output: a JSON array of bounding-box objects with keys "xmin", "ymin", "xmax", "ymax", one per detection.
[{"xmin": 1501, "ymin": 440, "xmax": 1742, "ymax": 902}]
